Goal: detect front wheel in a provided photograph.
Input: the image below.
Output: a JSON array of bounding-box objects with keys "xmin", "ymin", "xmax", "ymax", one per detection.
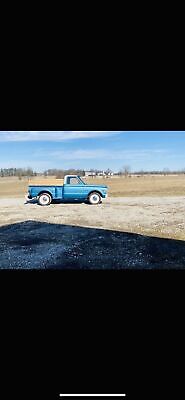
[
  {"xmin": 38, "ymin": 193, "xmax": 52, "ymax": 206},
  {"xmin": 88, "ymin": 192, "xmax": 101, "ymax": 205}
]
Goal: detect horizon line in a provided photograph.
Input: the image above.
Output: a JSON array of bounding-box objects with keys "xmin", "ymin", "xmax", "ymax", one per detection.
[{"xmin": 59, "ymin": 395, "xmax": 126, "ymax": 397}]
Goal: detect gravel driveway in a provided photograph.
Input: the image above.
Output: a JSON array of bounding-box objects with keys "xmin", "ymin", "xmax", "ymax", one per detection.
[{"xmin": 0, "ymin": 196, "xmax": 185, "ymax": 268}]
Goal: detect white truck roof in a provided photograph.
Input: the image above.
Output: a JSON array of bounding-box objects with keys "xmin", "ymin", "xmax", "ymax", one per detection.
[
  {"xmin": 29, "ymin": 175, "xmax": 82, "ymax": 186},
  {"xmin": 64, "ymin": 175, "xmax": 82, "ymax": 184}
]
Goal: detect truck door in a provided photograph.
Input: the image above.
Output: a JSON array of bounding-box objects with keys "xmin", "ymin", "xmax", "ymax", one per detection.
[{"xmin": 63, "ymin": 176, "xmax": 86, "ymax": 200}]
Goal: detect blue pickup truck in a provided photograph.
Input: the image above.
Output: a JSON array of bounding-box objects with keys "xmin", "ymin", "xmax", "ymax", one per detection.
[{"xmin": 26, "ymin": 175, "xmax": 108, "ymax": 206}]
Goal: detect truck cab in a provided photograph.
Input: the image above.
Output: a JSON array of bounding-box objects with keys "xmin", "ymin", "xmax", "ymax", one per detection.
[{"xmin": 26, "ymin": 175, "xmax": 108, "ymax": 206}]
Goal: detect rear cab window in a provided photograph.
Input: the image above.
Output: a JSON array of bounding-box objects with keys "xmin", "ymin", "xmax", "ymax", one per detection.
[{"xmin": 67, "ymin": 177, "xmax": 81, "ymax": 185}]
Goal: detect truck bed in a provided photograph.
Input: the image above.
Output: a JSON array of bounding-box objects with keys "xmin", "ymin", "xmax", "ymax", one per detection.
[{"xmin": 28, "ymin": 179, "xmax": 64, "ymax": 186}]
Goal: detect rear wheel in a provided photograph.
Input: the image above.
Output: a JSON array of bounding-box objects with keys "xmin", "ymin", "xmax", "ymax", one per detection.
[
  {"xmin": 88, "ymin": 192, "xmax": 101, "ymax": 205},
  {"xmin": 38, "ymin": 193, "xmax": 52, "ymax": 206}
]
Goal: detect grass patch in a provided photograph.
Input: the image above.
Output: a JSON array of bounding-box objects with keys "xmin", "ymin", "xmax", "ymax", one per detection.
[{"xmin": 1, "ymin": 175, "xmax": 185, "ymax": 198}]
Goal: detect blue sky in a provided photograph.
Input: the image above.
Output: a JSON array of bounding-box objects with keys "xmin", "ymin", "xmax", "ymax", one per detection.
[{"xmin": 0, "ymin": 131, "xmax": 185, "ymax": 172}]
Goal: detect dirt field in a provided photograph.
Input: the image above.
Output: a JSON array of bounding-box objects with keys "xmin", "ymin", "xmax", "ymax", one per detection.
[
  {"xmin": 1, "ymin": 196, "xmax": 185, "ymax": 269},
  {"xmin": 1, "ymin": 174, "xmax": 185, "ymax": 198}
]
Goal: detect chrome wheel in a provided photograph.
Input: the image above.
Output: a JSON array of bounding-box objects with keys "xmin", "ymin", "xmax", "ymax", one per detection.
[
  {"xmin": 89, "ymin": 192, "xmax": 101, "ymax": 205},
  {"xmin": 38, "ymin": 193, "xmax": 52, "ymax": 206}
]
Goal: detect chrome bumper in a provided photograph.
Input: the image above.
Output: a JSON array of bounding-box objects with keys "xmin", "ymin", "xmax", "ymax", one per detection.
[{"xmin": 25, "ymin": 193, "xmax": 32, "ymax": 201}]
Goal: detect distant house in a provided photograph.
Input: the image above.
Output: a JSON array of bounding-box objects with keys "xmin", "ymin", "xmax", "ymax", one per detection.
[
  {"xmin": 107, "ymin": 172, "xmax": 114, "ymax": 176},
  {"xmin": 97, "ymin": 171, "xmax": 106, "ymax": 176},
  {"xmin": 84, "ymin": 170, "xmax": 114, "ymax": 178},
  {"xmin": 84, "ymin": 171, "xmax": 96, "ymax": 177},
  {"xmin": 97, "ymin": 171, "xmax": 114, "ymax": 176}
]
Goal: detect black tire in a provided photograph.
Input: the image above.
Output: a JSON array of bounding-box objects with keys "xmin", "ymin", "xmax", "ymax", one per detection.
[
  {"xmin": 88, "ymin": 192, "xmax": 101, "ymax": 205},
  {"xmin": 38, "ymin": 193, "xmax": 52, "ymax": 206}
]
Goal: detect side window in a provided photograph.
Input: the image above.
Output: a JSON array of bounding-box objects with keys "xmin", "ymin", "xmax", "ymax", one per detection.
[{"xmin": 68, "ymin": 177, "xmax": 80, "ymax": 185}]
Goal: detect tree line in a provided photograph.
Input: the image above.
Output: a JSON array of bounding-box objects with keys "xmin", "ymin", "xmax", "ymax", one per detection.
[
  {"xmin": 0, "ymin": 168, "xmax": 86, "ymax": 179},
  {"xmin": 117, "ymin": 166, "xmax": 185, "ymax": 176},
  {"xmin": 0, "ymin": 168, "xmax": 37, "ymax": 178},
  {"xmin": 44, "ymin": 168, "xmax": 114, "ymax": 177},
  {"xmin": 43, "ymin": 169, "xmax": 85, "ymax": 178},
  {"xmin": 1, "ymin": 166, "xmax": 185, "ymax": 179}
]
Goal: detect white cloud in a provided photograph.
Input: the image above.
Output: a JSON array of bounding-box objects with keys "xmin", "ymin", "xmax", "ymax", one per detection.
[
  {"xmin": 0, "ymin": 131, "xmax": 121, "ymax": 142},
  {"xmin": 36, "ymin": 148, "xmax": 168, "ymax": 161},
  {"xmin": 48, "ymin": 149, "xmax": 108, "ymax": 159}
]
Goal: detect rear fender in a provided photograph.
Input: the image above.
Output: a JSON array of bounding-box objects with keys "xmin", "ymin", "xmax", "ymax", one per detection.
[{"xmin": 37, "ymin": 190, "xmax": 53, "ymax": 199}]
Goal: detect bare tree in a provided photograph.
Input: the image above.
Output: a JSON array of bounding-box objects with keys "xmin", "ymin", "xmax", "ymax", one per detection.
[
  {"xmin": 120, "ymin": 165, "xmax": 131, "ymax": 178},
  {"xmin": 105, "ymin": 168, "xmax": 113, "ymax": 176},
  {"xmin": 163, "ymin": 168, "xmax": 170, "ymax": 176}
]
